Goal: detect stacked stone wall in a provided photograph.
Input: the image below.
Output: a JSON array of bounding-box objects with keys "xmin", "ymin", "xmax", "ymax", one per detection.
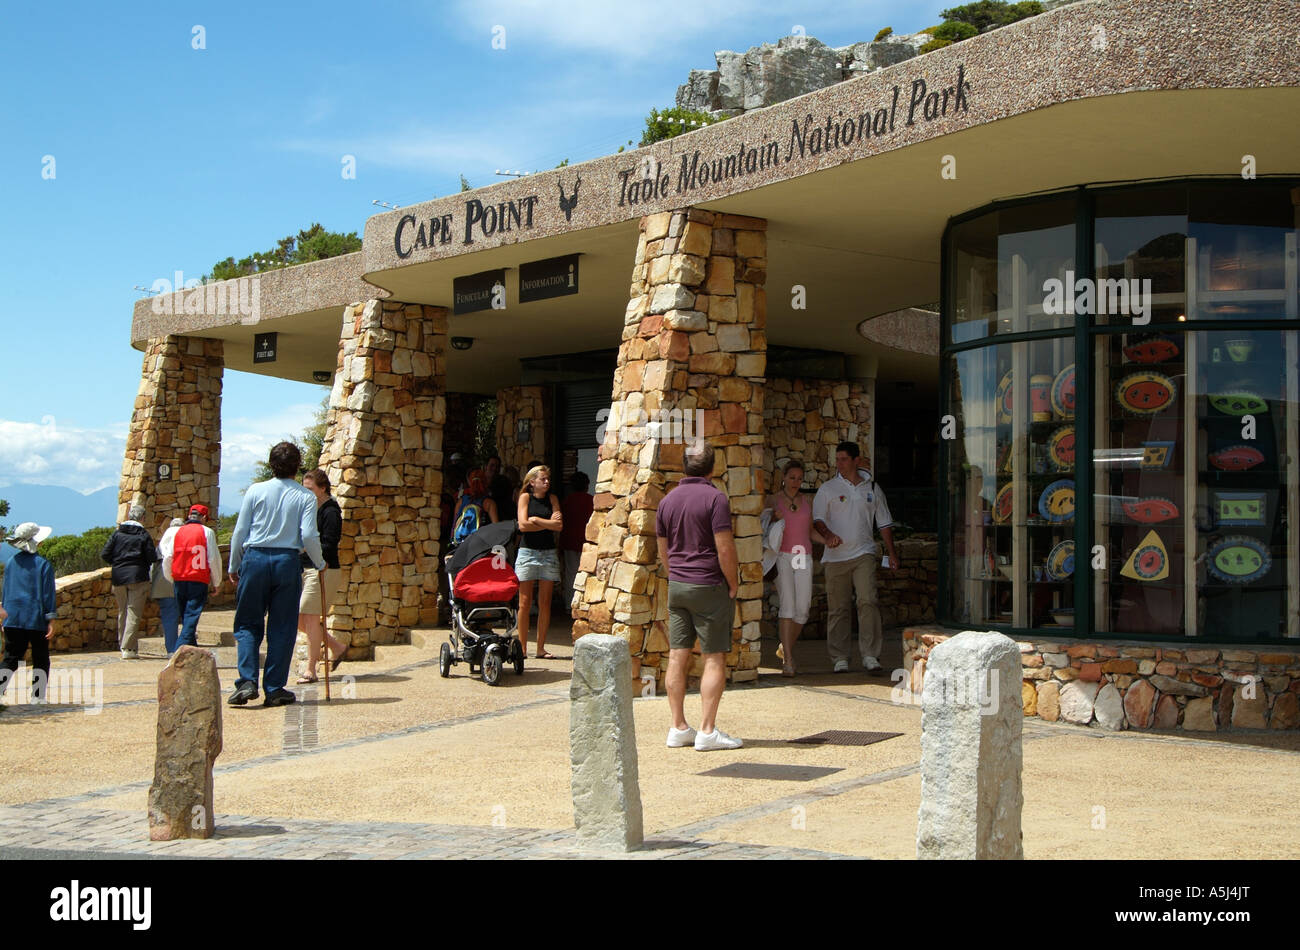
[
  {"xmin": 317, "ymin": 300, "xmax": 448, "ymax": 657},
  {"xmin": 45, "ymin": 543, "xmax": 236, "ymax": 653},
  {"xmin": 763, "ymin": 378, "xmax": 871, "ymax": 486},
  {"xmin": 904, "ymin": 628, "xmax": 1300, "ymax": 732},
  {"xmin": 494, "ymin": 386, "xmax": 552, "ymax": 473},
  {"xmin": 571, "ymin": 207, "xmax": 767, "ymax": 687},
  {"xmin": 119, "ymin": 336, "xmax": 223, "ymax": 535}
]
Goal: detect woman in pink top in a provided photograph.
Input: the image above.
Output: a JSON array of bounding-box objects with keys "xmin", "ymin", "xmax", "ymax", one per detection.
[{"xmin": 766, "ymin": 461, "xmax": 826, "ymax": 677}]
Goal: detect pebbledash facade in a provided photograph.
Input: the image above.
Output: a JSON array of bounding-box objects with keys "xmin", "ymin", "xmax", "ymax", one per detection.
[{"xmin": 121, "ymin": 0, "xmax": 1300, "ymax": 731}]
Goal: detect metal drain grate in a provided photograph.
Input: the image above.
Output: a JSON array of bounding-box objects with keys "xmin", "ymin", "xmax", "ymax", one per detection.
[
  {"xmin": 788, "ymin": 730, "xmax": 902, "ymax": 746},
  {"xmin": 698, "ymin": 763, "xmax": 844, "ymax": 782}
]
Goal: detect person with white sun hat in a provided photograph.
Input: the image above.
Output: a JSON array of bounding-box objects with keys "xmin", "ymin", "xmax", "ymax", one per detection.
[{"xmin": 1, "ymin": 522, "xmax": 57, "ymax": 702}]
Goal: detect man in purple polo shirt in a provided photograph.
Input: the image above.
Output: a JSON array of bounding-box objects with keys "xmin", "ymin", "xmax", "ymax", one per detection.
[{"xmin": 655, "ymin": 440, "xmax": 742, "ymax": 751}]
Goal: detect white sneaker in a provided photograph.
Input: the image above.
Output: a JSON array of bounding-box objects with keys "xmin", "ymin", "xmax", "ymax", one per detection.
[
  {"xmin": 832, "ymin": 658, "xmax": 849, "ymax": 673},
  {"xmin": 863, "ymin": 656, "xmax": 883, "ymax": 672},
  {"xmin": 666, "ymin": 725, "xmax": 698, "ymax": 748},
  {"xmin": 121, "ymin": 649, "xmax": 138, "ymax": 659},
  {"xmin": 694, "ymin": 728, "xmax": 743, "ymax": 751}
]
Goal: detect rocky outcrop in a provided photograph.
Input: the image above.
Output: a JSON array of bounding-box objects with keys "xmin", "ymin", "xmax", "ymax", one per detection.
[{"xmin": 676, "ymin": 33, "xmax": 935, "ymax": 117}]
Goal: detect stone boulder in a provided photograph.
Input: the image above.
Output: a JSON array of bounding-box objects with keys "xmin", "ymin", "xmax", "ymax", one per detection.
[
  {"xmin": 1093, "ymin": 683, "xmax": 1125, "ymax": 731},
  {"xmin": 1059, "ymin": 680, "xmax": 1100, "ymax": 724},
  {"xmin": 1123, "ymin": 678, "xmax": 1156, "ymax": 728},
  {"xmin": 148, "ymin": 646, "xmax": 222, "ymax": 840}
]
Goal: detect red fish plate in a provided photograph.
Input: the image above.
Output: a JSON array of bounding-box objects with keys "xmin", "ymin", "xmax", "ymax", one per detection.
[
  {"xmin": 1121, "ymin": 497, "xmax": 1179, "ymax": 524},
  {"xmin": 1209, "ymin": 445, "xmax": 1265, "ymax": 472},
  {"xmin": 1123, "ymin": 336, "xmax": 1180, "ymax": 364},
  {"xmin": 1116, "ymin": 372, "xmax": 1177, "ymax": 415}
]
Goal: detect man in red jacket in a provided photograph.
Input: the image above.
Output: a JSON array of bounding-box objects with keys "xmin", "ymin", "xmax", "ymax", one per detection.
[{"xmin": 162, "ymin": 504, "xmax": 223, "ymax": 649}]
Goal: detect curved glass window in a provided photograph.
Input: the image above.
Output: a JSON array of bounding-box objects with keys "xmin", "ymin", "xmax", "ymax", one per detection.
[{"xmin": 942, "ymin": 180, "xmax": 1299, "ymax": 642}]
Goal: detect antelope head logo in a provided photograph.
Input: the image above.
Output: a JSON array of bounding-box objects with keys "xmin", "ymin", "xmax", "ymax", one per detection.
[{"xmin": 558, "ymin": 176, "xmax": 581, "ymax": 222}]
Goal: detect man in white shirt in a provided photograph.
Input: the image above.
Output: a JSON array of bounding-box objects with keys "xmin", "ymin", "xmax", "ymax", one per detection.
[{"xmin": 812, "ymin": 441, "xmax": 900, "ymax": 674}]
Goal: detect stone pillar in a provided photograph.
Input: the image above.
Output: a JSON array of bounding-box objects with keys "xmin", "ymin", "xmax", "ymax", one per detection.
[
  {"xmin": 318, "ymin": 300, "xmax": 447, "ymax": 657},
  {"xmin": 148, "ymin": 646, "xmax": 222, "ymax": 840},
  {"xmin": 494, "ymin": 385, "xmax": 552, "ymax": 472},
  {"xmin": 916, "ymin": 630, "xmax": 1023, "ymax": 860},
  {"xmin": 119, "ymin": 336, "xmax": 223, "ymax": 534},
  {"xmin": 570, "ymin": 633, "xmax": 643, "ymax": 851},
  {"xmin": 570, "ymin": 208, "xmax": 767, "ymax": 688}
]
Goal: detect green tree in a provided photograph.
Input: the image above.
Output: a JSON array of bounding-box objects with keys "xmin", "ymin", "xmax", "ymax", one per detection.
[
  {"xmin": 41, "ymin": 526, "xmax": 116, "ymax": 578},
  {"xmin": 640, "ymin": 107, "xmax": 723, "ymax": 147},
  {"xmin": 460, "ymin": 174, "xmax": 472, "ymax": 192},
  {"xmin": 940, "ymin": 1, "xmax": 1043, "ymax": 32},
  {"xmin": 204, "ymin": 224, "xmax": 361, "ymax": 282},
  {"xmin": 251, "ymin": 396, "xmax": 330, "ymax": 485},
  {"xmin": 475, "ymin": 399, "xmax": 497, "ymax": 462}
]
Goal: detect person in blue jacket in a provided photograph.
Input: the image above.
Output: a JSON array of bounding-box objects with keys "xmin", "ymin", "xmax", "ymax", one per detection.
[{"xmin": 1, "ymin": 522, "xmax": 57, "ymax": 703}]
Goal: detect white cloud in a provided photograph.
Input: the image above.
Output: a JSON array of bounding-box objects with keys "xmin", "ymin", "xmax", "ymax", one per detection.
[
  {"xmin": 0, "ymin": 401, "xmax": 321, "ymax": 514},
  {"xmin": 451, "ymin": 0, "xmax": 807, "ymax": 59},
  {"xmin": 0, "ymin": 419, "xmax": 127, "ymax": 494}
]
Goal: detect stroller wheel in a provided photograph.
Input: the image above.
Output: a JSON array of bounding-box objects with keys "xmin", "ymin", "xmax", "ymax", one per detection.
[
  {"xmin": 439, "ymin": 642, "xmax": 451, "ymax": 678},
  {"xmin": 482, "ymin": 651, "xmax": 503, "ymax": 686},
  {"xmin": 511, "ymin": 639, "xmax": 525, "ymax": 676}
]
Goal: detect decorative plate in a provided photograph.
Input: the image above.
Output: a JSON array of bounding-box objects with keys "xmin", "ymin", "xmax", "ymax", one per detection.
[
  {"xmin": 1047, "ymin": 426, "xmax": 1075, "ymax": 470},
  {"xmin": 1215, "ymin": 492, "xmax": 1267, "ymax": 527},
  {"xmin": 1208, "ymin": 391, "xmax": 1268, "ymax": 416},
  {"xmin": 1116, "ymin": 372, "xmax": 1177, "ymax": 415},
  {"xmin": 1038, "ymin": 479, "xmax": 1075, "ymax": 523},
  {"xmin": 1224, "ymin": 339, "xmax": 1255, "ymax": 363},
  {"xmin": 992, "ymin": 483, "xmax": 1014, "ymax": 524},
  {"xmin": 1206, "ymin": 536, "xmax": 1271, "ymax": 584},
  {"xmin": 1209, "ymin": 445, "xmax": 1265, "ymax": 472},
  {"xmin": 1140, "ymin": 441, "xmax": 1176, "ymax": 469},
  {"xmin": 1121, "ymin": 497, "xmax": 1180, "ymax": 524},
  {"xmin": 1123, "ymin": 335, "xmax": 1180, "ymax": 364},
  {"xmin": 1120, "ymin": 530, "xmax": 1169, "ymax": 582},
  {"xmin": 1045, "ymin": 540, "xmax": 1075, "ymax": 580},
  {"xmin": 995, "ymin": 371, "xmax": 1014, "ymax": 423},
  {"xmin": 1051, "ymin": 363, "xmax": 1076, "ymax": 419}
]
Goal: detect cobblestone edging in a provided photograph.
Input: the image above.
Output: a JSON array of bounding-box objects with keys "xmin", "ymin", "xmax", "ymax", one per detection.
[{"xmin": 903, "ymin": 627, "xmax": 1300, "ymax": 732}]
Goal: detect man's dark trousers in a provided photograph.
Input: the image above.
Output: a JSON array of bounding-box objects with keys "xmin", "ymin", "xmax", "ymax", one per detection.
[{"xmin": 233, "ymin": 547, "xmax": 302, "ymax": 695}]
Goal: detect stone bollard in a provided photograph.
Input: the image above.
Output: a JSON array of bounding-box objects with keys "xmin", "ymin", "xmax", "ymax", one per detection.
[
  {"xmin": 570, "ymin": 634, "xmax": 643, "ymax": 851},
  {"xmin": 148, "ymin": 646, "xmax": 223, "ymax": 840},
  {"xmin": 916, "ymin": 630, "xmax": 1023, "ymax": 859}
]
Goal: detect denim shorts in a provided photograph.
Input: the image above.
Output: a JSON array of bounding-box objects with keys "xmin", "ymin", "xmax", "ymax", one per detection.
[{"xmin": 515, "ymin": 546, "xmax": 561, "ymax": 583}]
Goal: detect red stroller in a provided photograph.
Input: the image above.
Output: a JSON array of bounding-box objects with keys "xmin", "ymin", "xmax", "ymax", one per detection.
[{"xmin": 440, "ymin": 520, "xmax": 524, "ymax": 685}]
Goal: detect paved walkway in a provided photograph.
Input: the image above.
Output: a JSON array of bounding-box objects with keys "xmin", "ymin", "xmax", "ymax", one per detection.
[{"xmin": 4, "ymin": 610, "xmax": 1300, "ymax": 860}]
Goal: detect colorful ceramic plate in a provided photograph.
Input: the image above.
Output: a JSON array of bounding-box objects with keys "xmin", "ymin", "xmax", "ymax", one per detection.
[
  {"xmin": 1051, "ymin": 363, "xmax": 1076, "ymax": 419},
  {"xmin": 1121, "ymin": 497, "xmax": 1180, "ymax": 524},
  {"xmin": 1038, "ymin": 479, "xmax": 1075, "ymax": 523},
  {"xmin": 996, "ymin": 371, "xmax": 1014, "ymax": 423},
  {"xmin": 1208, "ymin": 391, "xmax": 1268, "ymax": 416},
  {"xmin": 1224, "ymin": 339, "xmax": 1255, "ymax": 363},
  {"xmin": 1206, "ymin": 536, "xmax": 1271, "ymax": 584},
  {"xmin": 997, "ymin": 442, "xmax": 1013, "ymax": 474},
  {"xmin": 1116, "ymin": 372, "xmax": 1177, "ymax": 415},
  {"xmin": 1140, "ymin": 441, "xmax": 1176, "ymax": 470},
  {"xmin": 993, "ymin": 483, "xmax": 1013, "ymax": 524},
  {"xmin": 1046, "ymin": 540, "xmax": 1075, "ymax": 580},
  {"xmin": 1215, "ymin": 493, "xmax": 1267, "ymax": 527},
  {"xmin": 1209, "ymin": 445, "xmax": 1265, "ymax": 472},
  {"xmin": 1123, "ymin": 335, "xmax": 1180, "ymax": 364},
  {"xmin": 1048, "ymin": 426, "xmax": 1075, "ymax": 470},
  {"xmin": 1120, "ymin": 530, "xmax": 1169, "ymax": 582}
]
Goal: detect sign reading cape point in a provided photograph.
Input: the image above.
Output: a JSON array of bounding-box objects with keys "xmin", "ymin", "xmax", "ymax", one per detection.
[{"xmin": 389, "ymin": 64, "xmax": 972, "ymax": 258}]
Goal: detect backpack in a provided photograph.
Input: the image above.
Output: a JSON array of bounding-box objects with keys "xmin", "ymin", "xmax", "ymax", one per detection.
[{"xmin": 452, "ymin": 497, "xmax": 486, "ymax": 545}]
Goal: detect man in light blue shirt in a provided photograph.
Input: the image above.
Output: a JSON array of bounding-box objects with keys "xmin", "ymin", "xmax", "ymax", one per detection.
[{"xmin": 227, "ymin": 442, "xmax": 326, "ymax": 707}]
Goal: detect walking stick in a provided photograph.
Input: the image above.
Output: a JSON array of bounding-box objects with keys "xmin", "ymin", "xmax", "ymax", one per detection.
[{"xmin": 320, "ymin": 569, "xmax": 331, "ymax": 702}]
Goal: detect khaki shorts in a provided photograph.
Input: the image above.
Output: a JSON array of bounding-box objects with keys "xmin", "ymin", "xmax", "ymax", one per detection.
[
  {"xmin": 299, "ymin": 567, "xmax": 341, "ymax": 616},
  {"xmin": 667, "ymin": 581, "xmax": 734, "ymax": 655}
]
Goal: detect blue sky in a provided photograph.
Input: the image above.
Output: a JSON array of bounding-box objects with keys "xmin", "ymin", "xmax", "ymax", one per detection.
[{"xmin": 0, "ymin": 0, "xmax": 946, "ymax": 515}]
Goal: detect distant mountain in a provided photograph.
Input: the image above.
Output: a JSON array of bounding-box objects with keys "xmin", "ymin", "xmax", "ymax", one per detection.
[{"xmin": 0, "ymin": 484, "xmax": 119, "ymax": 565}]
